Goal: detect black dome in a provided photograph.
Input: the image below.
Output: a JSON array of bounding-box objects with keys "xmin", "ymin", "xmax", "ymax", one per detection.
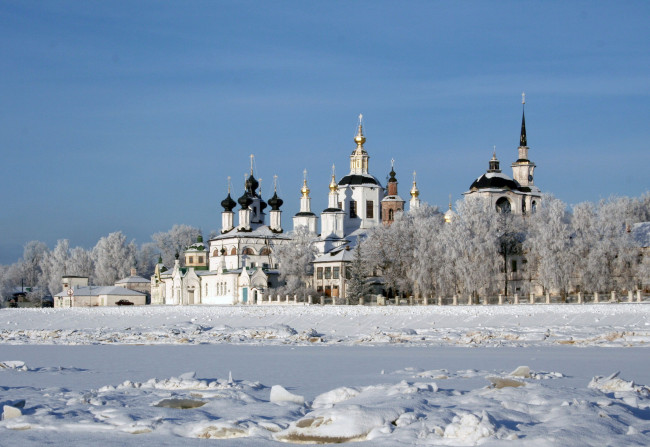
[
  {"xmin": 221, "ymin": 193, "xmax": 236, "ymax": 212},
  {"xmin": 238, "ymin": 192, "xmax": 253, "ymax": 208},
  {"xmin": 268, "ymin": 192, "xmax": 283, "ymax": 210},
  {"xmin": 260, "ymin": 199, "xmax": 268, "ymax": 212},
  {"xmin": 338, "ymin": 174, "xmax": 381, "ymax": 186},
  {"xmin": 246, "ymin": 174, "xmax": 259, "ymax": 193},
  {"xmin": 469, "ymin": 173, "xmax": 521, "ymax": 191}
]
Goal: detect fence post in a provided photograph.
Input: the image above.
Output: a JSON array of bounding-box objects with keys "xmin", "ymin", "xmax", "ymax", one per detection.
[
  {"xmin": 453, "ymin": 295, "xmax": 458, "ymax": 306},
  {"xmin": 514, "ymin": 294, "xmax": 519, "ymax": 305},
  {"xmin": 577, "ymin": 292, "xmax": 582, "ymax": 304},
  {"xmin": 611, "ymin": 291, "xmax": 616, "ymax": 302},
  {"xmin": 423, "ymin": 296, "xmax": 428, "ymax": 305},
  {"xmin": 637, "ymin": 290, "xmax": 642, "ymax": 303},
  {"xmin": 483, "ymin": 295, "xmax": 488, "ymax": 305},
  {"xmin": 320, "ymin": 296, "xmax": 324, "ymax": 305},
  {"xmin": 628, "ymin": 290, "xmax": 633, "ymax": 303},
  {"xmin": 308, "ymin": 295, "xmax": 313, "ymax": 305},
  {"xmin": 594, "ymin": 292, "xmax": 599, "ymax": 303},
  {"xmin": 530, "ymin": 293, "xmax": 535, "ymax": 304},
  {"xmin": 498, "ymin": 294, "xmax": 503, "ymax": 305},
  {"xmin": 545, "ymin": 292, "xmax": 550, "ymax": 304}
]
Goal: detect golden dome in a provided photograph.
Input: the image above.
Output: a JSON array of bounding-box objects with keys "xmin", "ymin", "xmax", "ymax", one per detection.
[
  {"xmin": 329, "ymin": 174, "xmax": 337, "ymax": 192},
  {"xmin": 410, "ymin": 181, "xmax": 419, "ymax": 198},
  {"xmin": 354, "ymin": 124, "xmax": 366, "ymax": 146},
  {"xmin": 301, "ymin": 179, "xmax": 310, "ymax": 197}
]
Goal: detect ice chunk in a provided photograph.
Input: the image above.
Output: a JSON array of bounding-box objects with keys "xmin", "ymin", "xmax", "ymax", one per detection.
[
  {"xmin": 444, "ymin": 411, "xmax": 496, "ymax": 443},
  {"xmin": 197, "ymin": 423, "xmax": 248, "ymax": 439},
  {"xmin": 270, "ymin": 385, "xmax": 305, "ymax": 405},
  {"xmin": 509, "ymin": 366, "xmax": 531, "ymax": 378},
  {"xmin": 487, "ymin": 376, "xmax": 525, "ymax": 389},
  {"xmin": 0, "ymin": 360, "xmax": 27, "ymax": 371},
  {"xmin": 2, "ymin": 405, "xmax": 23, "ymax": 420},
  {"xmin": 312, "ymin": 387, "xmax": 360, "ymax": 408},
  {"xmin": 153, "ymin": 398, "xmax": 206, "ymax": 409}
]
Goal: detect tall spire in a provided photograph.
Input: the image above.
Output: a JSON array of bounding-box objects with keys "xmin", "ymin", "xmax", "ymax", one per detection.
[
  {"xmin": 329, "ymin": 164, "xmax": 337, "ymax": 192},
  {"xmin": 354, "ymin": 113, "xmax": 366, "ymax": 148},
  {"xmin": 350, "ymin": 114, "xmax": 370, "ymax": 174},
  {"xmin": 520, "ymin": 92, "xmax": 527, "ymax": 147}
]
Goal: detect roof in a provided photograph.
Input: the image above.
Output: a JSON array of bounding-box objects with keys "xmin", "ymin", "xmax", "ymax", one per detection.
[
  {"xmin": 382, "ymin": 195, "xmax": 405, "ymax": 203},
  {"xmin": 469, "ymin": 172, "xmax": 521, "ymax": 191},
  {"xmin": 338, "ymin": 174, "xmax": 382, "ymax": 187},
  {"xmin": 115, "ymin": 275, "xmax": 150, "ymax": 284},
  {"xmin": 210, "ymin": 224, "xmax": 291, "ymax": 241},
  {"xmin": 313, "ymin": 246, "xmax": 356, "ymax": 263},
  {"xmin": 54, "ymin": 286, "xmax": 146, "ymax": 298},
  {"xmin": 633, "ymin": 222, "xmax": 650, "ymax": 248}
]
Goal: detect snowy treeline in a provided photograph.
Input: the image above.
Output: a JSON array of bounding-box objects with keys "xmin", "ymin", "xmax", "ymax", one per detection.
[
  {"xmin": 363, "ymin": 193, "xmax": 650, "ymax": 299},
  {"xmin": 0, "ymin": 224, "xmax": 201, "ymax": 304}
]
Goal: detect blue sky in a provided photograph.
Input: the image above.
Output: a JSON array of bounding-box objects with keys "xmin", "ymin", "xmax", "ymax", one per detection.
[{"xmin": 1, "ymin": 1, "xmax": 648, "ymax": 264}]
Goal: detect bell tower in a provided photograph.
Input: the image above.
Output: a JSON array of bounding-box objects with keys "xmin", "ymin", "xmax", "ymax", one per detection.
[{"xmin": 511, "ymin": 93, "xmax": 536, "ymax": 188}]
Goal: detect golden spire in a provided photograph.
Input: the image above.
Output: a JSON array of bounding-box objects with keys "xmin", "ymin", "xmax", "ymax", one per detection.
[
  {"xmin": 354, "ymin": 113, "xmax": 366, "ymax": 148},
  {"xmin": 329, "ymin": 164, "xmax": 337, "ymax": 192},
  {"xmin": 227, "ymin": 176, "xmax": 231, "ymax": 194},
  {"xmin": 301, "ymin": 169, "xmax": 310, "ymax": 197},
  {"xmin": 410, "ymin": 171, "xmax": 419, "ymax": 198},
  {"xmin": 273, "ymin": 174, "xmax": 278, "ymax": 192}
]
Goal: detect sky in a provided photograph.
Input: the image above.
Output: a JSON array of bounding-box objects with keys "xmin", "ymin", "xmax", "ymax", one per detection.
[{"xmin": 1, "ymin": 0, "xmax": 648, "ymax": 264}]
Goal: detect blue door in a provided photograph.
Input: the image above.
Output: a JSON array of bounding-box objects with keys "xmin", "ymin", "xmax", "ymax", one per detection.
[{"xmin": 242, "ymin": 287, "xmax": 248, "ymax": 303}]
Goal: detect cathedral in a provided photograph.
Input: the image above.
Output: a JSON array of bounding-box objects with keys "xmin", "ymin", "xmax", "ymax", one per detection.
[{"xmin": 151, "ymin": 98, "xmax": 540, "ymax": 304}]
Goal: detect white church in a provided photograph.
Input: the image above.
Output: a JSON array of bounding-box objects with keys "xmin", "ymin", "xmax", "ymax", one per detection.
[{"xmin": 151, "ymin": 98, "xmax": 540, "ymax": 304}]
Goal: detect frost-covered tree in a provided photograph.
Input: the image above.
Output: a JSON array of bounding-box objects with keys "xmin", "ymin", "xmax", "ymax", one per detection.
[
  {"xmin": 364, "ymin": 211, "xmax": 415, "ymax": 297},
  {"xmin": 92, "ymin": 232, "xmax": 136, "ymax": 286},
  {"xmin": 21, "ymin": 241, "xmax": 48, "ymax": 292},
  {"xmin": 273, "ymin": 226, "xmax": 318, "ymax": 297},
  {"xmin": 136, "ymin": 242, "xmax": 159, "ymax": 278},
  {"xmin": 408, "ymin": 205, "xmax": 444, "ymax": 298},
  {"xmin": 152, "ymin": 224, "xmax": 200, "ymax": 268},
  {"xmin": 346, "ymin": 242, "xmax": 372, "ymax": 304},
  {"xmin": 41, "ymin": 239, "xmax": 71, "ymax": 295},
  {"xmin": 446, "ymin": 196, "xmax": 501, "ymax": 299},
  {"xmin": 68, "ymin": 246, "xmax": 95, "ymax": 280},
  {"xmin": 525, "ymin": 195, "xmax": 574, "ymax": 297}
]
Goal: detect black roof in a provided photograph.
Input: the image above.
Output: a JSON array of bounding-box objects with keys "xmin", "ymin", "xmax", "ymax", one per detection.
[
  {"xmin": 294, "ymin": 211, "xmax": 316, "ymax": 217},
  {"xmin": 322, "ymin": 207, "xmax": 343, "ymax": 213},
  {"xmin": 338, "ymin": 174, "xmax": 381, "ymax": 186},
  {"xmin": 469, "ymin": 174, "xmax": 521, "ymax": 191}
]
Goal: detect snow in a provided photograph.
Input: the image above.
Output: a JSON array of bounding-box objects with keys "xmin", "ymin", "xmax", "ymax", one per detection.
[{"xmin": 1, "ymin": 304, "xmax": 650, "ymax": 445}]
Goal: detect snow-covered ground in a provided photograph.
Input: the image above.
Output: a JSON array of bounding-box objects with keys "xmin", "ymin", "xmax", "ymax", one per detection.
[{"xmin": 1, "ymin": 304, "xmax": 650, "ymax": 445}]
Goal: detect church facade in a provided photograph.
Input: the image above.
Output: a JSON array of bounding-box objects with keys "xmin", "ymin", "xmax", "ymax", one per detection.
[{"xmin": 151, "ymin": 98, "xmax": 542, "ymax": 304}]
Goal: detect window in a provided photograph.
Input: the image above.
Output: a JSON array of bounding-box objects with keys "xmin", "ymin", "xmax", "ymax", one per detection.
[
  {"xmin": 388, "ymin": 209, "xmax": 394, "ymax": 220},
  {"xmin": 198, "ymin": 256, "xmax": 204, "ymax": 264},
  {"xmin": 325, "ymin": 285, "xmax": 331, "ymax": 296},
  {"xmin": 333, "ymin": 267, "xmax": 340, "ymax": 279},
  {"xmin": 338, "ymin": 201, "xmax": 342, "ymax": 209},
  {"xmin": 188, "ymin": 256, "xmax": 194, "ymax": 264},
  {"xmin": 231, "ymin": 247, "xmax": 237, "ymax": 255},
  {"xmin": 511, "ymin": 260, "xmax": 517, "ymax": 273},
  {"xmin": 366, "ymin": 201, "xmax": 374, "ymax": 218},
  {"xmin": 213, "ymin": 250, "xmax": 219, "ymax": 256},
  {"xmin": 260, "ymin": 247, "xmax": 271, "ymax": 256},
  {"xmin": 531, "ymin": 201, "xmax": 537, "ymax": 213},
  {"xmin": 317, "ymin": 267, "xmax": 323, "ymax": 279},
  {"xmin": 242, "ymin": 247, "xmax": 255, "ymax": 255},
  {"xmin": 317, "ymin": 286, "xmax": 323, "ymax": 293},
  {"xmin": 350, "ymin": 200, "xmax": 357, "ymax": 218},
  {"xmin": 324, "ymin": 267, "xmax": 332, "ymax": 279},
  {"xmin": 345, "ymin": 267, "xmax": 351, "ymax": 279},
  {"xmin": 496, "ymin": 197, "xmax": 511, "ymax": 214}
]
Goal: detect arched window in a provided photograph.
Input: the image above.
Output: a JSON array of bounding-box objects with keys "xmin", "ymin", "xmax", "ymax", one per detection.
[
  {"xmin": 230, "ymin": 247, "xmax": 237, "ymax": 255},
  {"xmin": 212, "ymin": 249, "xmax": 219, "ymax": 257},
  {"xmin": 388, "ymin": 209, "xmax": 394, "ymax": 220},
  {"xmin": 260, "ymin": 247, "xmax": 271, "ymax": 256},
  {"xmin": 496, "ymin": 197, "xmax": 511, "ymax": 214},
  {"xmin": 242, "ymin": 247, "xmax": 255, "ymax": 255},
  {"xmin": 531, "ymin": 201, "xmax": 537, "ymax": 213}
]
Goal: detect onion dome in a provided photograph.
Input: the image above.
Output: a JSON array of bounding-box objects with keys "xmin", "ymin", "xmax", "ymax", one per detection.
[
  {"xmin": 353, "ymin": 116, "xmax": 366, "ymax": 149},
  {"xmin": 410, "ymin": 171, "xmax": 419, "ymax": 198},
  {"xmin": 238, "ymin": 191, "xmax": 253, "ymax": 208},
  {"xmin": 329, "ymin": 175, "xmax": 338, "ymax": 192},
  {"xmin": 221, "ymin": 193, "xmax": 236, "ymax": 211},
  {"xmin": 388, "ymin": 167, "xmax": 397, "ymax": 183},
  {"xmin": 260, "ymin": 199, "xmax": 268, "ymax": 212},
  {"xmin": 246, "ymin": 173, "xmax": 259, "ymax": 193},
  {"xmin": 301, "ymin": 178, "xmax": 310, "ymax": 197},
  {"xmin": 268, "ymin": 191, "xmax": 284, "ymax": 210}
]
